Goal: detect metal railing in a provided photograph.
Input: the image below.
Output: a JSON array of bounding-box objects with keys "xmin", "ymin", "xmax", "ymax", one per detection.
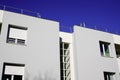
[
  {"xmin": 60, "ymin": 23, "xmax": 120, "ymax": 35},
  {"xmin": 0, "ymin": 4, "xmax": 119, "ymax": 35},
  {"xmin": 0, "ymin": 4, "xmax": 41, "ymax": 18},
  {"xmin": 79, "ymin": 22, "xmax": 120, "ymax": 35},
  {"xmin": 60, "ymin": 25, "xmax": 73, "ymax": 33}
]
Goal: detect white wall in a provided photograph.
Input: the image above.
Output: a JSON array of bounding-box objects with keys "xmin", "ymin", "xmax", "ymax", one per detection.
[
  {"xmin": 73, "ymin": 26, "xmax": 120, "ymax": 80},
  {"xmin": 0, "ymin": 10, "xmax": 3, "ymax": 22},
  {"xmin": 113, "ymin": 35, "xmax": 120, "ymax": 44},
  {"xmin": 0, "ymin": 10, "xmax": 60, "ymax": 80}
]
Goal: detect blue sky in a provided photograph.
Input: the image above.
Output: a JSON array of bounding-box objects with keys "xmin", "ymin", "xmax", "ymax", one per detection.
[{"xmin": 0, "ymin": 0, "xmax": 120, "ymax": 33}]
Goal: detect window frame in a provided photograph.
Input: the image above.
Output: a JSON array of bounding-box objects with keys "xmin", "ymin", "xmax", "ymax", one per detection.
[
  {"xmin": 99, "ymin": 41, "xmax": 111, "ymax": 57},
  {"xmin": 6, "ymin": 24, "xmax": 28, "ymax": 45},
  {"xmin": 2, "ymin": 62, "xmax": 25, "ymax": 80},
  {"xmin": 103, "ymin": 72, "xmax": 116, "ymax": 80}
]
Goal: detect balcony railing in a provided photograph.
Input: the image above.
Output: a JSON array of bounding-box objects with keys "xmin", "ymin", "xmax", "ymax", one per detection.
[
  {"xmin": 0, "ymin": 4, "xmax": 41, "ymax": 18},
  {"xmin": 0, "ymin": 4, "xmax": 119, "ymax": 35},
  {"xmin": 60, "ymin": 23, "xmax": 120, "ymax": 35}
]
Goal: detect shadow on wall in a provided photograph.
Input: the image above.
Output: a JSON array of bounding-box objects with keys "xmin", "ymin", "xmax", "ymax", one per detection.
[{"xmin": 24, "ymin": 71, "xmax": 56, "ymax": 80}]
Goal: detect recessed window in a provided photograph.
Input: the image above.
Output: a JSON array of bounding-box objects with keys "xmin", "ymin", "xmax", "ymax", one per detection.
[
  {"xmin": 99, "ymin": 41, "xmax": 110, "ymax": 57},
  {"xmin": 103, "ymin": 72, "xmax": 116, "ymax": 80},
  {"xmin": 60, "ymin": 38, "xmax": 71, "ymax": 80},
  {"xmin": 7, "ymin": 24, "xmax": 27, "ymax": 45},
  {"xmin": 114, "ymin": 44, "xmax": 120, "ymax": 58},
  {"xmin": 0, "ymin": 23, "xmax": 2, "ymax": 34},
  {"xmin": 2, "ymin": 62, "xmax": 25, "ymax": 80}
]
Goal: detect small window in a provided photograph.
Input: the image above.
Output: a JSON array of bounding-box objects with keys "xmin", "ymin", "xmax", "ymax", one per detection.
[
  {"xmin": 2, "ymin": 62, "xmax": 25, "ymax": 80},
  {"xmin": 0, "ymin": 23, "xmax": 2, "ymax": 34},
  {"xmin": 103, "ymin": 72, "xmax": 116, "ymax": 80},
  {"xmin": 99, "ymin": 41, "xmax": 110, "ymax": 57},
  {"xmin": 7, "ymin": 24, "xmax": 27, "ymax": 45},
  {"xmin": 114, "ymin": 44, "xmax": 120, "ymax": 58}
]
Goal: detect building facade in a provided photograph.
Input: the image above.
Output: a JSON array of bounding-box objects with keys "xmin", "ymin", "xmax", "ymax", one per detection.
[
  {"xmin": 0, "ymin": 10, "xmax": 120, "ymax": 80},
  {"xmin": 0, "ymin": 10, "xmax": 60, "ymax": 80},
  {"xmin": 73, "ymin": 26, "xmax": 120, "ymax": 80}
]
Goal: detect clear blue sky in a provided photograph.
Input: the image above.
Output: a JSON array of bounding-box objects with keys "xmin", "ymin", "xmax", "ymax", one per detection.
[{"xmin": 0, "ymin": 0, "xmax": 120, "ymax": 33}]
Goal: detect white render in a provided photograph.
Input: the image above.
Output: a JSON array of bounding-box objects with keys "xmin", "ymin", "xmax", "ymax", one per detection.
[
  {"xmin": 0, "ymin": 10, "xmax": 60, "ymax": 80},
  {"xmin": 73, "ymin": 25, "xmax": 120, "ymax": 80},
  {"xmin": 0, "ymin": 10, "xmax": 3, "ymax": 22}
]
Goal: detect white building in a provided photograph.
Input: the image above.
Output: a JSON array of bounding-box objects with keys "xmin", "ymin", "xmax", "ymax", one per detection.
[{"xmin": 0, "ymin": 9, "xmax": 120, "ymax": 80}]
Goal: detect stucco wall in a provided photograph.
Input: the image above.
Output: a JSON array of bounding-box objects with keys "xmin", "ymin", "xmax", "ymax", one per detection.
[
  {"xmin": 0, "ymin": 11, "xmax": 60, "ymax": 80},
  {"xmin": 73, "ymin": 26, "xmax": 120, "ymax": 80},
  {"xmin": 0, "ymin": 10, "xmax": 3, "ymax": 22}
]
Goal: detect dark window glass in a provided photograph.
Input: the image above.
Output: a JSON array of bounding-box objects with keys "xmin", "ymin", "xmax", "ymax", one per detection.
[
  {"xmin": 103, "ymin": 72, "xmax": 115, "ymax": 80},
  {"xmin": 60, "ymin": 43, "xmax": 63, "ymax": 49},
  {"xmin": 3, "ymin": 75, "xmax": 12, "ymax": 80},
  {"xmin": 99, "ymin": 41, "xmax": 110, "ymax": 57},
  {"xmin": 100, "ymin": 42, "xmax": 103, "ymax": 55},
  {"xmin": 0, "ymin": 23, "xmax": 2, "ymax": 34},
  {"xmin": 14, "ymin": 75, "xmax": 22, "ymax": 80},
  {"xmin": 64, "ymin": 43, "xmax": 69, "ymax": 49},
  {"xmin": 114, "ymin": 44, "xmax": 120, "ymax": 58}
]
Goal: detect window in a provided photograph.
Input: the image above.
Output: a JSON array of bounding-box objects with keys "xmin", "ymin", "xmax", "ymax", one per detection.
[
  {"xmin": 0, "ymin": 23, "xmax": 2, "ymax": 34},
  {"xmin": 2, "ymin": 62, "xmax": 25, "ymax": 80},
  {"xmin": 60, "ymin": 38, "xmax": 71, "ymax": 80},
  {"xmin": 99, "ymin": 41, "xmax": 110, "ymax": 57},
  {"xmin": 114, "ymin": 44, "xmax": 120, "ymax": 58},
  {"xmin": 7, "ymin": 24, "xmax": 27, "ymax": 45},
  {"xmin": 103, "ymin": 72, "xmax": 116, "ymax": 80}
]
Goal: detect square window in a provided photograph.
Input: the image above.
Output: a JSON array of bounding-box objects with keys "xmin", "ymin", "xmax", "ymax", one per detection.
[
  {"xmin": 99, "ymin": 41, "xmax": 110, "ymax": 57},
  {"xmin": 2, "ymin": 62, "xmax": 25, "ymax": 80},
  {"xmin": 7, "ymin": 24, "xmax": 27, "ymax": 45},
  {"xmin": 103, "ymin": 72, "xmax": 116, "ymax": 80}
]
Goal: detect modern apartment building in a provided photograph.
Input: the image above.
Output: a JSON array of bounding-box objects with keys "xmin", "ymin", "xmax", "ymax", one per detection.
[{"xmin": 0, "ymin": 8, "xmax": 120, "ymax": 80}]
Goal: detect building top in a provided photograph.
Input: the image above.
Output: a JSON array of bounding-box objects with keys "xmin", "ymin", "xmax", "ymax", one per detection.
[
  {"xmin": 0, "ymin": 4, "xmax": 59, "ymax": 24},
  {"xmin": 0, "ymin": 4, "xmax": 120, "ymax": 35}
]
